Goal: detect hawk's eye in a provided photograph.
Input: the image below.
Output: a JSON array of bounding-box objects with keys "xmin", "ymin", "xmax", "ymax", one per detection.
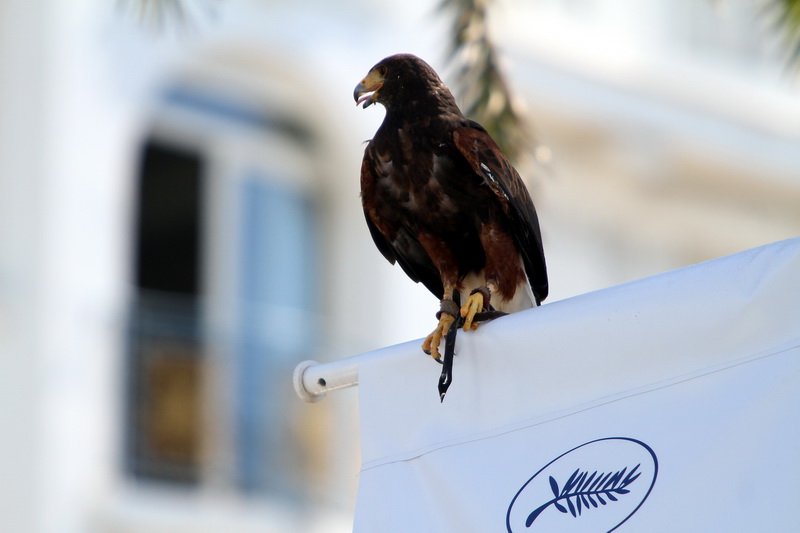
[{"xmin": 376, "ymin": 65, "xmax": 387, "ymax": 77}]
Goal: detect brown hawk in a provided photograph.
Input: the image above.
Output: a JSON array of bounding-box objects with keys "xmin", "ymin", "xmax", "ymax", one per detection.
[{"xmin": 354, "ymin": 54, "xmax": 548, "ymax": 359}]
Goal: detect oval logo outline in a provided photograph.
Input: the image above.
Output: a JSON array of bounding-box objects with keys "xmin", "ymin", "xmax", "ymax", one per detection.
[{"xmin": 506, "ymin": 437, "xmax": 658, "ymax": 533}]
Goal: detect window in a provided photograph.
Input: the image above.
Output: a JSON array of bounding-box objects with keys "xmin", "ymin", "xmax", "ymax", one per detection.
[
  {"xmin": 125, "ymin": 85, "xmax": 320, "ymax": 499},
  {"xmin": 234, "ymin": 172, "xmax": 317, "ymax": 494},
  {"xmin": 126, "ymin": 140, "xmax": 205, "ymax": 485}
]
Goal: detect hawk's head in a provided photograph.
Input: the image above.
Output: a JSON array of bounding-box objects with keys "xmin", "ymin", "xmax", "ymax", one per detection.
[{"xmin": 353, "ymin": 54, "xmax": 456, "ymax": 112}]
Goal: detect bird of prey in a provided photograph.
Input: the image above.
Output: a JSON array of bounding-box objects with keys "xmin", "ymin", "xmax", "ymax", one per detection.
[{"xmin": 354, "ymin": 53, "xmax": 548, "ymax": 360}]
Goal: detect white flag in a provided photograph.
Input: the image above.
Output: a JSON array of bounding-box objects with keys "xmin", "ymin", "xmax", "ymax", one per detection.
[{"xmin": 353, "ymin": 238, "xmax": 800, "ymax": 532}]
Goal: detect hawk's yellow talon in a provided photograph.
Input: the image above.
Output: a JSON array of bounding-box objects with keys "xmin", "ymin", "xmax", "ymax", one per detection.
[
  {"xmin": 422, "ymin": 311, "xmax": 455, "ymax": 359},
  {"xmin": 460, "ymin": 291, "xmax": 485, "ymax": 332}
]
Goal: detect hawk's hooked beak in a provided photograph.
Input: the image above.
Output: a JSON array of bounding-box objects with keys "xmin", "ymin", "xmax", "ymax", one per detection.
[{"xmin": 354, "ymin": 68, "xmax": 384, "ymax": 109}]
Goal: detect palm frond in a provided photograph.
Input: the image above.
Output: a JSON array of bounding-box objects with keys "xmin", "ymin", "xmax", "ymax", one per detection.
[
  {"xmin": 772, "ymin": 0, "xmax": 800, "ymax": 67},
  {"xmin": 438, "ymin": 0, "xmax": 535, "ymax": 164},
  {"xmin": 116, "ymin": 0, "xmax": 218, "ymax": 33},
  {"xmin": 526, "ymin": 465, "xmax": 642, "ymax": 526}
]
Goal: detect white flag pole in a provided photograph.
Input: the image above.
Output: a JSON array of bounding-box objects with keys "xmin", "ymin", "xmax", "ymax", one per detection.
[{"xmin": 293, "ymin": 358, "xmax": 360, "ymax": 403}]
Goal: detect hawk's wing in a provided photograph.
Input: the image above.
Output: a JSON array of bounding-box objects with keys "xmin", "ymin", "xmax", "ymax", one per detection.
[
  {"xmin": 453, "ymin": 121, "xmax": 549, "ymax": 303},
  {"xmin": 360, "ymin": 154, "xmax": 445, "ymax": 300}
]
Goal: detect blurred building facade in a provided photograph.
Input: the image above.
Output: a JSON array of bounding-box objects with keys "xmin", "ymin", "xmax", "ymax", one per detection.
[
  {"xmin": 0, "ymin": 1, "xmax": 798, "ymax": 533},
  {"xmin": 505, "ymin": 0, "xmax": 800, "ymax": 299}
]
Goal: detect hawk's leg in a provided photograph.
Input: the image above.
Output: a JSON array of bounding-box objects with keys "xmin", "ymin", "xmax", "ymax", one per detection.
[
  {"xmin": 414, "ymin": 231, "xmax": 460, "ymax": 359},
  {"xmin": 460, "ymin": 287, "xmax": 492, "ymax": 331},
  {"xmin": 422, "ymin": 299, "xmax": 459, "ymax": 359}
]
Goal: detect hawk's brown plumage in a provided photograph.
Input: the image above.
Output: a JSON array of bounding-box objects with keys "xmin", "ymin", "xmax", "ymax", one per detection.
[{"xmin": 354, "ymin": 54, "xmax": 548, "ymax": 358}]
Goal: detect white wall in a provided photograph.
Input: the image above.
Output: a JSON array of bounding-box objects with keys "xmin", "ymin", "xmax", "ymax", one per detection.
[{"xmin": 0, "ymin": 2, "xmax": 134, "ymax": 533}]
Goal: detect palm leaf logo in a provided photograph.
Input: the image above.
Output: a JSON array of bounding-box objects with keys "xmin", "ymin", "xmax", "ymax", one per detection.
[{"xmin": 525, "ymin": 464, "xmax": 642, "ymax": 527}]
